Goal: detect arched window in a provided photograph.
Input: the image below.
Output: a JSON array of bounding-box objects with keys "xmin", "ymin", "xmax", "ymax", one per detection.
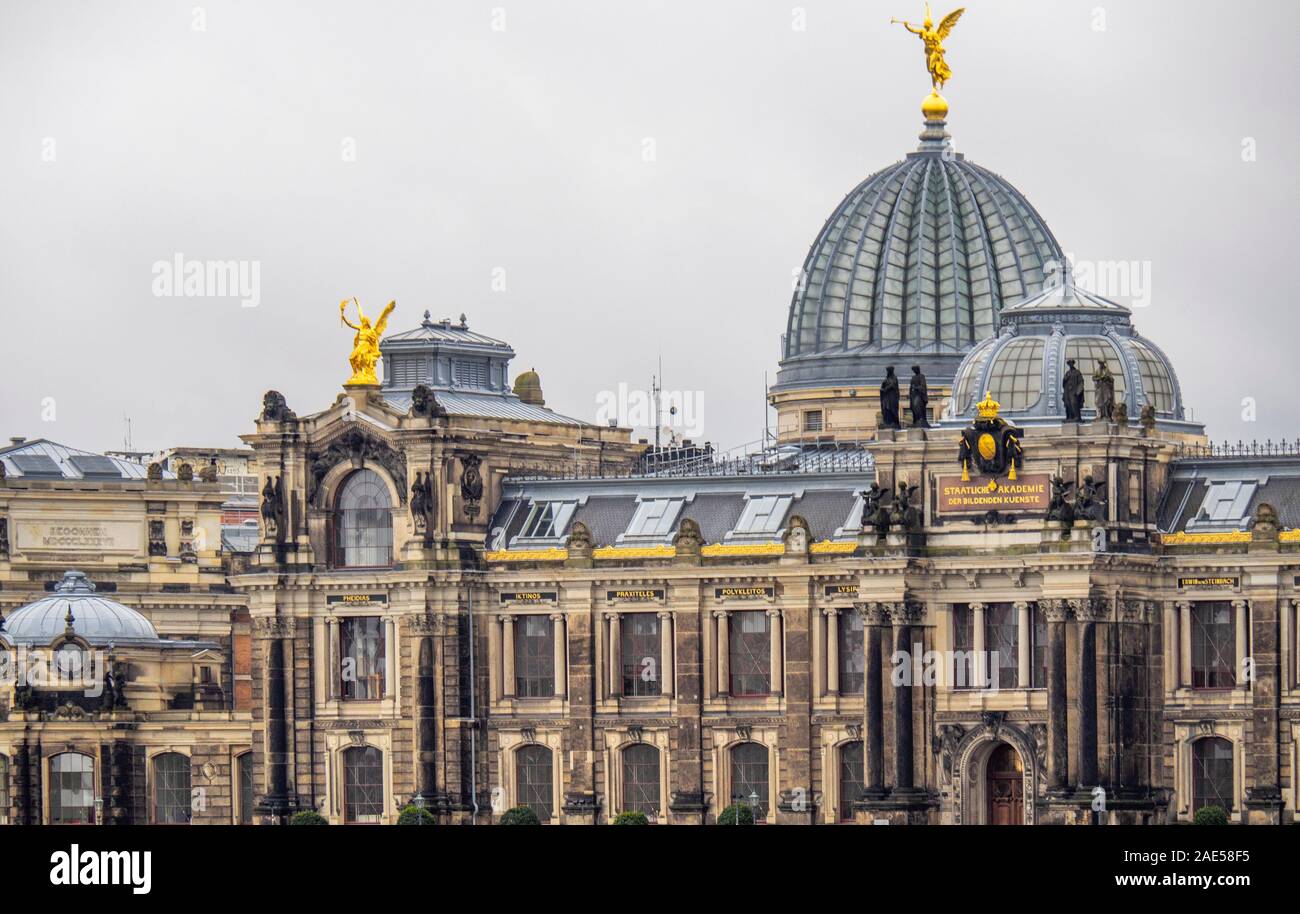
[
  {"xmin": 342, "ymin": 745, "xmax": 384, "ymax": 823},
  {"xmin": 237, "ymin": 752, "xmax": 255, "ymax": 825},
  {"xmin": 621, "ymin": 744, "xmax": 660, "ymax": 818},
  {"xmin": 341, "ymin": 745, "xmax": 383, "ymax": 823},
  {"xmin": 49, "ymin": 753, "xmax": 95, "ymax": 824},
  {"xmin": 1193, "ymin": 737, "xmax": 1233, "ymax": 813},
  {"xmin": 729, "ymin": 742, "xmax": 768, "ymax": 822},
  {"xmin": 152, "ymin": 752, "xmax": 192, "ymax": 824},
  {"xmin": 515, "ymin": 745, "xmax": 553, "ymax": 822},
  {"xmin": 333, "ymin": 469, "xmax": 393, "ymax": 567},
  {"xmin": 838, "ymin": 741, "xmax": 864, "ymax": 822}
]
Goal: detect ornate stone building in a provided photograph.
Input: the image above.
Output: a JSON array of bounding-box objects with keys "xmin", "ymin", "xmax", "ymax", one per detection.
[
  {"xmin": 3, "ymin": 86, "xmax": 1297, "ymax": 829},
  {"xmin": 0, "ymin": 440, "xmax": 250, "ymax": 824}
]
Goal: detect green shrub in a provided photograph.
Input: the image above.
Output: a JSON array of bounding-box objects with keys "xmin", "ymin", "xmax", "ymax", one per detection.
[
  {"xmin": 397, "ymin": 804, "xmax": 437, "ymax": 825},
  {"xmin": 612, "ymin": 810, "xmax": 650, "ymax": 825},
  {"xmin": 1193, "ymin": 805, "xmax": 1229, "ymax": 826},
  {"xmin": 499, "ymin": 805, "xmax": 542, "ymax": 825},
  {"xmin": 716, "ymin": 803, "xmax": 755, "ymax": 825},
  {"xmin": 289, "ymin": 810, "xmax": 329, "ymax": 826}
]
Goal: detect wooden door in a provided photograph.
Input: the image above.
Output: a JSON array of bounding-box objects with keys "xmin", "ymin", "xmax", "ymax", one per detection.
[{"xmin": 987, "ymin": 743, "xmax": 1023, "ymax": 825}]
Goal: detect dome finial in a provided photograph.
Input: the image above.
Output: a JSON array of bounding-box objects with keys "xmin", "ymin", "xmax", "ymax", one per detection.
[{"xmin": 892, "ymin": 4, "xmax": 964, "ymax": 147}]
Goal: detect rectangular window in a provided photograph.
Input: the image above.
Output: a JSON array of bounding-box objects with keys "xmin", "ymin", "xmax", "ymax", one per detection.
[
  {"xmin": 515, "ymin": 615, "xmax": 555, "ymax": 697},
  {"xmin": 952, "ymin": 605, "xmax": 976, "ymax": 689},
  {"xmin": 803, "ymin": 410, "xmax": 823, "ymax": 433},
  {"xmin": 238, "ymin": 753, "xmax": 255, "ymax": 825},
  {"xmin": 621, "ymin": 614, "xmax": 662, "ymax": 697},
  {"xmin": 837, "ymin": 610, "xmax": 865, "ymax": 694},
  {"xmin": 341, "ymin": 617, "xmax": 385, "ymax": 700},
  {"xmin": 985, "ymin": 603, "xmax": 1020, "ymax": 690},
  {"xmin": 1191, "ymin": 602, "xmax": 1235, "ymax": 689},
  {"xmin": 729, "ymin": 612, "xmax": 771, "ymax": 696}
]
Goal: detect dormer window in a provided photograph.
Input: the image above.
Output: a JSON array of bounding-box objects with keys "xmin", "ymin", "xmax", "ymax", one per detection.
[
  {"xmin": 517, "ymin": 500, "xmax": 577, "ymax": 541},
  {"xmin": 733, "ymin": 495, "xmax": 793, "ymax": 537},
  {"xmin": 623, "ymin": 497, "xmax": 683, "ymax": 539}
]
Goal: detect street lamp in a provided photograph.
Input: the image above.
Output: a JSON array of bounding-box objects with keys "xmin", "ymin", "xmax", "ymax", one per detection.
[
  {"xmin": 748, "ymin": 791, "xmax": 759, "ymax": 825},
  {"xmin": 413, "ymin": 793, "xmax": 426, "ymax": 826}
]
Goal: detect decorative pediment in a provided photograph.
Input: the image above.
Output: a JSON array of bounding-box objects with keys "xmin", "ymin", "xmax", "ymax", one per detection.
[{"xmin": 308, "ymin": 427, "xmax": 408, "ymax": 506}]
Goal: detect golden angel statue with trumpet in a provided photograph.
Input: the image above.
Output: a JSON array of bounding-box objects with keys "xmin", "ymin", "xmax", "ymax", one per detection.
[
  {"xmin": 892, "ymin": 4, "xmax": 965, "ymax": 91},
  {"xmin": 339, "ymin": 297, "xmax": 396, "ymax": 386}
]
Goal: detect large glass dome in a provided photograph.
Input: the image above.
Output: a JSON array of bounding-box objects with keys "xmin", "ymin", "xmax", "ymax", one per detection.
[
  {"xmin": 942, "ymin": 279, "xmax": 1194, "ymax": 429},
  {"xmin": 775, "ymin": 124, "xmax": 1064, "ymax": 395}
]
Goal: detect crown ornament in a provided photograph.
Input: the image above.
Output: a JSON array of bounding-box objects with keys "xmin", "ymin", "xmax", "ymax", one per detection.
[{"xmin": 976, "ymin": 391, "xmax": 1001, "ymax": 420}]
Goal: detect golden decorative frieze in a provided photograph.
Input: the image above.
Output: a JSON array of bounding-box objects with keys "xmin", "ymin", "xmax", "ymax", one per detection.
[
  {"xmin": 700, "ymin": 542, "xmax": 783, "ymax": 557},
  {"xmin": 1160, "ymin": 530, "xmax": 1251, "ymax": 545},
  {"xmin": 484, "ymin": 548, "xmax": 568, "ymax": 563}
]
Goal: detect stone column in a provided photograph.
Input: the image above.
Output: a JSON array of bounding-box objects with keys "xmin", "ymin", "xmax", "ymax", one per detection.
[
  {"xmin": 1043, "ymin": 599, "xmax": 1071, "ymax": 791},
  {"xmin": 326, "ymin": 618, "xmax": 340, "ymax": 700},
  {"xmin": 715, "ymin": 611, "xmax": 730, "ymax": 696},
  {"xmin": 312, "ymin": 617, "xmax": 327, "ymax": 703},
  {"xmin": 969, "ymin": 601, "xmax": 986, "ymax": 690},
  {"xmin": 1233, "ymin": 599, "xmax": 1249, "ymax": 688},
  {"xmin": 383, "ymin": 615, "xmax": 397, "ymax": 699},
  {"xmin": 1015, "ymin": 601, "xmax": 1031, "ymax": 689},
  {"xmin": 414, "ymin": 621, "xmax": 438, "ymax": 805},
  {"xmin": 862, "ymin": 603, "xmax": 888, "ymax": 796},
  {"xmin": 768, "ymin": 609, "xmax": 783, "ymax": 696},
  {"xmin": 1162, "ymin": 602, "xmax": 1177, "ymax": 694},
  {"xmin": 888, "ymin": 603, "xmax": 919, "ymax": 791},
  {"xmin": 255, "ymin": 616, "xmax": 295, "ymax": 821},
  {"xmin": 1177, "ymin": 600, "xmax": 1192, "ymax": 688},
  {"xmin": 825, "ymin": 609, "xmax": 840, "ymax": 696},
  {"xmin": 501, "ymin": 614, "xmax": 516, "ymax": 698},
  {"xmin": 606, "ymin": 612, "xmax": 622, "ymax": 698},
  {"xmin": 488, "ymin": 614, "xmax": 502, "ymax": 703},
  {"xmin": 551, "ymin": 613, "xmax": 567, "ymax": 698},
  {"xmin": 658, "ymin": 611, "xmax": 674, "ymax": 697},
  {"xmin": 1074, "ymin": 598, "xmax": 1103, "ymax": 789}
]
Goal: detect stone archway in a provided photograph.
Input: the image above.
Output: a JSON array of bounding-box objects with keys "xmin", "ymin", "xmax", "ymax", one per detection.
[{"xmin": 952, "ymin": 722, "xmax": 1038, "ymax": 825}]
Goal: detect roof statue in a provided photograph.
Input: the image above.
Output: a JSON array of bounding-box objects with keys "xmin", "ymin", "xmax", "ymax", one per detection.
[
  {"xmin": 340, "ymin": 297, "xmax": 396, "ymax": 386},
  {"xmin": 892, "ymin": 4, "xmax": 965, "ymax": 120}
]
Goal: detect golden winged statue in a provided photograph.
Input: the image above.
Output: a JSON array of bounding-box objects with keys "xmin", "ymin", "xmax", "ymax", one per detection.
[
  {"xmin": 892, "ymin": 4, "xmax": 965, "ymax": 91},
  {"xmin": 339, "ymin": 297, "xmax": 396, "ymax": 386}
]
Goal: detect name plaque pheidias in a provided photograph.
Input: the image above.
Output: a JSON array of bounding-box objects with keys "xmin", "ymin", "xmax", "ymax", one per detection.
[{"xmin": 936, "ymin": 473, "xmax": 1051, "ymax": 515}]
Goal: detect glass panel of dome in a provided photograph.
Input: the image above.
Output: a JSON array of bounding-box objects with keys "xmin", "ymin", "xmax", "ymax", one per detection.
[
  {"xmin": 1130, "ymin": 340, "xmax": 1174, "ymax": 413},
  {"xmin": 953, "ymin": 338, "xmax": 996, "ymax": 416},
  {"xmin": 1064, "ymin": 338, "xmax": 1127, "ymax": 413},
  {"xmin": 987, "ymin": 339, "xmax": 1044, "ymax": 411}
]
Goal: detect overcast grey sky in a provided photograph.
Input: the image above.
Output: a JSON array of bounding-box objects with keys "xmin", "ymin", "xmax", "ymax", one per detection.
[{"xmin": 1, "ymin": 0, "xmax": 1296, "ymax": 454}]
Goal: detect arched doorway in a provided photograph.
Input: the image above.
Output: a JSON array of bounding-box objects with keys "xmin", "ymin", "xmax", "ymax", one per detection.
[{"xmin": 986, "ymin": 743, "xmax": 1023, "ymax": 825}]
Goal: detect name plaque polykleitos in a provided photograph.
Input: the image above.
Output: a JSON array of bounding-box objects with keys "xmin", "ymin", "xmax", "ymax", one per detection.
[
  {"xmin": 607, "ymin": 589, "xmax": 665, "ymax": 602},
  {"xmin": 499, "ymin": 591, "xmax": 558, "ymax": 604},
  {"xmin": 936, "ymin": 474, "xmax": 1051, "ymax": 515},
  {"xmin": 1177, "ymin": 576, "xmax": 1239, "ymax": 590},
  {"xmin": 714, "ymin": 586, "xmax": 775, "ymax": 600},
  {"xmin": 326, "ymin": 594, "xmax": 388, "ymax": 605}
]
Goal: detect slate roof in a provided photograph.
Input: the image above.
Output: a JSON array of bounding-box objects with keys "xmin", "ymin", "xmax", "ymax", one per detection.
[{"xmin": 0, "ymin": 439, "xmax": 167, "ymax": 480}]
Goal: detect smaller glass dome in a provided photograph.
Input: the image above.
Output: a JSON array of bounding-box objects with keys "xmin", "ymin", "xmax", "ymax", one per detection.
[
  {"xmin": 0, "ymin": 570, "xmax": 162, "ymax": 647},
  {"xmin": 942, "ymin": 280, "xmax": 1194, "ymax": 429}
]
